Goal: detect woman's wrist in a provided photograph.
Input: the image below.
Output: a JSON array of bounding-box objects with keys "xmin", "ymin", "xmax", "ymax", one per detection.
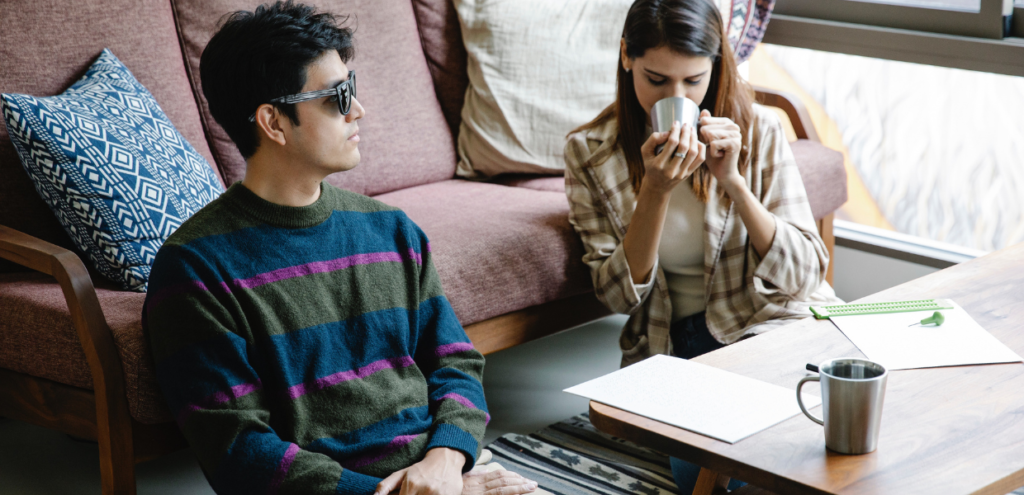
[
  {"xmin": 719, "ymin": 173, "xmax": 748, "ymax": 202},
  {"xmin": 638, "ymin": 179, "xmax": 674, "ymax": 203}
]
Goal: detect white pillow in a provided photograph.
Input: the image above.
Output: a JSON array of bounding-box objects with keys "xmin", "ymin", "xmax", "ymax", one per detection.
[
  {"xmin": 453, "ymin": 0, "xmax": 768, "ymax": 178},
  {"xmin": 454, "ymin": 0, "xmax": 631, "ymax": 178}
]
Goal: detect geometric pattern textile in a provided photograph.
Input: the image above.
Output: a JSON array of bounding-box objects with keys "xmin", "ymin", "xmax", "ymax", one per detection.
[
  {"xmin": 718, "ymin": 0, "xmax": 776, "ymax": 63},
  {"xmin": 1, "ymin": 49, "xmax": 224, "ymax": 292},
  {"xmin": 485, "ymin": 413, "xmax": 681, "ymax": 495}
]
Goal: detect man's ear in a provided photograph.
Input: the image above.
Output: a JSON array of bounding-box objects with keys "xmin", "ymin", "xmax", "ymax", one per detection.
[{"xmin": 253, "ymin": 104, "xmax": 288, "ymax": 147}]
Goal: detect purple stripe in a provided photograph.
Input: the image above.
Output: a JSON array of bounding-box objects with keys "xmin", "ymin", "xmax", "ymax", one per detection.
[
  {"xmin": 268, "ymin": 443, "xmax": 301, "ymax": 495},
  {"xmin": 148, "ymin": 250, "xmax": 424, "ymax": 311},
  {"xmin": 235, "ymin": 251, "xmax": 408, "ymax": 290},
  {"xmin": 177, "ymin": 380, "xmax": 263, "ymax": 425},
  {"xmin": 286, "ymin": 356, "xmax": 416, "ymax": 400},
  {"xmin": 435, "ymin": 342, "xmax": 475, "ymax": 358},
  {"xmin": 439, "ymin": 393, "xmax": 491, "ymax": 424},
  {"xmin": 342, "ymin": 434, "xmax": 420, "ymax": 469}
]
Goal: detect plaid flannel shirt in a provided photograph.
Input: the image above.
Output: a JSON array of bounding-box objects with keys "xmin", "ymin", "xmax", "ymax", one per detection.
[{"xmin": 564, "ymin": 104, "xmax": 841, "ymax": 366}]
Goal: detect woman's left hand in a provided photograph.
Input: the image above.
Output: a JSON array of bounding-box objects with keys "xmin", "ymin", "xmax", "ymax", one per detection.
[{"xmin": 699, "ymin": 110, "xmax": 744, "ymax": 189}]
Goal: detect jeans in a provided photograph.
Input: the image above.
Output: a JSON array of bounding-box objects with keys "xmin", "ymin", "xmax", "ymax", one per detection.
[{"xmin": 668, "ymin": 312, "xmax": 746, "ymax": 493}]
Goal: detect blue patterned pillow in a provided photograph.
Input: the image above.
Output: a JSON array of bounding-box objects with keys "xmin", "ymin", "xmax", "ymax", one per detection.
[{"xmin": 1, "ymin": 49, "xmax": 224, "ymax": 292}]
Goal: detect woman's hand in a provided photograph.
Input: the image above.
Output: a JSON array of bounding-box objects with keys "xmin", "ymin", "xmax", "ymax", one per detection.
[
  {"xmin": 462, "ymin": 469, "xmax": 538, "ymax": 495},
  {"xmin": 376, "ymin": 448, "xmax": 466, "ymax": 495},
  {"xmin": 699, "ymin": 110, "xmax": 744, "ymax": 190},
  {"xmin": 639, "ymin": 120, "xmax": 706, "ymax": 197}
]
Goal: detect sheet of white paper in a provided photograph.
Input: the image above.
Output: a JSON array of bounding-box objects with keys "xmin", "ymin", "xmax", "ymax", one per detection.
[
  {"xmin": 563, "ymin": 354, "xmax": 819, "ymax": 444},
  {"xmin": 830, "ymin": 301, "xmax": 1022, "ymax": 370}
]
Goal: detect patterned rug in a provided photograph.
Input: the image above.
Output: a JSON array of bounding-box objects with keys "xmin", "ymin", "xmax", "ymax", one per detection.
[
  {"xmin": 485, "ymin": 413, "xmax": 678, "ymax": 495},
  {"xmin": 486, "ymin": 413, "xmax": 1024, "ymax": 495}
]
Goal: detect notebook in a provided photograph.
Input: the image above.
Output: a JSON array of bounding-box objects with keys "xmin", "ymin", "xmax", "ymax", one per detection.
[{"xmin": 829, "ymin": 300, "xmax": 1023, "ymax": 370}]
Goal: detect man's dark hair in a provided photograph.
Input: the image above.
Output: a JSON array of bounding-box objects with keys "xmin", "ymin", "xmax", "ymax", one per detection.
[{"xmin": 200, "ymin": 1, "xmax": 354, "ymax": 158}]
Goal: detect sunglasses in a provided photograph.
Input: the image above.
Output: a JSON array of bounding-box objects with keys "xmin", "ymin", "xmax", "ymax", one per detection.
[{"xmin": 248, "ymin": 70, "xmax": 356, "ymax": 123}]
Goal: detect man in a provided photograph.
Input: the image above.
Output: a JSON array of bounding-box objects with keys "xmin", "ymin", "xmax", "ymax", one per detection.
[{"xmin": 143, "ymin": 3, "xmax": 538, "ymax": 495}]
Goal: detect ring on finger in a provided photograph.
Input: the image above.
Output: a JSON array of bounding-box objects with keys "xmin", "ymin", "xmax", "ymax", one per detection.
[{"xmin": 673, "ymin": 152, "xmax": 684, "ymax": 158}]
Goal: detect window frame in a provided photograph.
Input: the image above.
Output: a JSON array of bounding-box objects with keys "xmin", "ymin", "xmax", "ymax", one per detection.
[
  {"xmin": 762, "ymin": 15, "xmax": 1024, "ymax": 78},
  {"xmin": 774, "ymin": 0, "xmax": 1006, "ymax": 39},
  {"xmin": 1014, "ymin": 5, "xmax": 1024, "ymax": 37}
]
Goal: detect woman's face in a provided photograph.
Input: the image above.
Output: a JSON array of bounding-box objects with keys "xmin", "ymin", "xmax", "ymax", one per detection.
[{"xmin": 621, "ymin": 42, "xmax": 714, "ymax": 120}]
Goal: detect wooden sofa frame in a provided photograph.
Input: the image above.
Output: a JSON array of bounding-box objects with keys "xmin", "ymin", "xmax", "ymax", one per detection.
[{"xmin": 0, "ymin": 87, "xmax": 835, "ymax": 495}]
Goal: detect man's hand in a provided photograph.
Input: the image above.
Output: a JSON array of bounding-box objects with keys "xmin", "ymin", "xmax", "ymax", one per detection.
[
  {"xmin": 376, "ymin": 448, "xmax": 467, "ymax": 495},
  {"xmin": 462, "ymin": 469, "xmax": 538, "ymax": 495}
]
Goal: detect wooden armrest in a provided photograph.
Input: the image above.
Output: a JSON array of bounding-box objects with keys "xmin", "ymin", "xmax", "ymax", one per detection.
[
  {"xmin": 752, "ymin": 86, "xmax": 819, "ymax": 142},
  {"xmin": 0, "ymin": 224, "xmax": 133, "ymax": 470}
]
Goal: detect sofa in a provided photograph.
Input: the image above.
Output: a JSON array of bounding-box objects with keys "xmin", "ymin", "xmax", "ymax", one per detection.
[{"xmin": 0, "ymin": 0, "xmax": 847, "ymax": 493}]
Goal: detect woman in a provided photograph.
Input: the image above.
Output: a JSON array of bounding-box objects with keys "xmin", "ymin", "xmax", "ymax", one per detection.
[{"xmin": 564, "ymin": 0, "xmax": 842, "ymax": 490}]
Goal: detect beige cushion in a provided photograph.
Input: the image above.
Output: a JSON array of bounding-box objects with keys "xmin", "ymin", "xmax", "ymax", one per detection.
[{"xmin": 454, "ymin": 0, "xmax": 631, "ymax": 178}]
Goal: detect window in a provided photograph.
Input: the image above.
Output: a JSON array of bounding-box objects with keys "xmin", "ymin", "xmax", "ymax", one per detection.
[{"xmin": 749, "ymin": 44, "xmax": 1024, "ymax": 254}]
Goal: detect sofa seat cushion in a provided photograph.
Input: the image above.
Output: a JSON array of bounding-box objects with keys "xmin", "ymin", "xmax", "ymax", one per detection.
[
  {"xmin": 790, "ymin": 139, "xmax": 848, "ymax": 220},
  {"xmin": 488, "ymin": 175, "xmax": 564, "ymax": 193},
  {"xmin": 0, "ymin": 272, "xmax": 170, "ymax": 424},
  {"xmin": 374, "ymin": 180, "xmax": 593, "ymax": 326}
]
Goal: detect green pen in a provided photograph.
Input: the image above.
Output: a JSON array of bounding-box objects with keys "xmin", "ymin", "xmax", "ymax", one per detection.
[{"xmin": 908, "ymin": 311, "xmax": 945, "ymax": 327}]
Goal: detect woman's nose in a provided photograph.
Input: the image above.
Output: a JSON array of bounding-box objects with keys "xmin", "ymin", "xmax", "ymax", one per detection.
[{"xmin": 670, "ymin": 83, "xmax": 689, "ymax": 99}]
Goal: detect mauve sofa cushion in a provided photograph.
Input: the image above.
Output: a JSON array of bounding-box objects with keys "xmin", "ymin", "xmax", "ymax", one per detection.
[
  {"xmin": 0, "ymin": 0, "xmax": 221, "ymax": 274},
  {"xmin": 172, "ymin": 0, "xmax": 457, "ymax": 196},
  {"xmin": 374, "ymin": 180, "xmax": 593, "ymax": 325},
  {"xmin": 411, "ymin": 0, "xmax": 469, "ymax": 138},
  {"xmin": 489, "ymin": 175, "xmax": 565, "ymax": 193},
  {"xmin": 790, "ymin": 139, "xmax": 848, "ymax": 220},
  {"xmin": 0, "ymin": 273, "xmax": 169, "ymax": 424}
]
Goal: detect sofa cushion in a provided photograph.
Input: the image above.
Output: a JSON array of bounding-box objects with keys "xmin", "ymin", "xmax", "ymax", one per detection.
[
  {"xmin": 489, "ymin": 175, "xmax": 565, "ymax": 194},
  {"xmin": 0, "ymin": 273, "xmax": 169, "ymax": 424},
  {"xmin": 2, "ymin": 50, "xmax": 225, "ymax": 292},
  {"xmin": 453, "ymin": 0, "xmax": 630, "ymax": 179},
  {"xmin": 411, "ymin": 0, "xmax": 469, "ymax": 138},
  {"xmin": 790, "ymin": 139, "xmax": 847, "ymax": 220},
  {"xmin": 0, "ymin": 0, "xmax": 220, "ymax": 274},
  {"xmin": 172, "ymin": 0, "xmax": 457, "ymax": 196},
  {"xmin": 374, "ymin": 180, "xmax": 593, "ymax": 325}
]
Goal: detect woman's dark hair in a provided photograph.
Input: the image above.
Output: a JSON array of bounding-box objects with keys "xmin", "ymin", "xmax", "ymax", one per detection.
[
  {"xmin": 200, "ymin": 1, "xmax": 354, "ymax": 158},
  {"xmin": 576, "ymin": 0, "xmax": 754, "ymax": 201}
]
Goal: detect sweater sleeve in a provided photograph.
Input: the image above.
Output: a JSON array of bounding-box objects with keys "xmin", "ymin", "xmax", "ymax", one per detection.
[
  {"xmin": 144, "ymin": 246, "xmax": 381, "ymax": 495},
  {"xmin": 406, "ymin": 226, "xmax": 488, "ymax": 471}
]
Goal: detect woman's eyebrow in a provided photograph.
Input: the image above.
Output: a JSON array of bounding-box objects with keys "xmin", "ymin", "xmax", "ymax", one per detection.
[
  {"xmin": 642, "ymin": 68, "xmax": 709, "ymax": 79},
  {"xmin": 643, "ymin": 68, "xmax": 668, "ymax": 78}
]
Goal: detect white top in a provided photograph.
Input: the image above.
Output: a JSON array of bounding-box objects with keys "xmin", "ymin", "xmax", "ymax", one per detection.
[{"xmin": 634, "ymin": 180, "xmax": 707, "ymax": 322}]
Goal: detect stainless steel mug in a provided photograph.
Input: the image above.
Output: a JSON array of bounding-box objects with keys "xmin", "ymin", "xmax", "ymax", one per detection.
[
  {"xmin": 796, "ymin": 358, "xmax": 888, "ymax": 454},
  {"xmin": 650, "ymin": 97, "xmax": 701, "ymax": 155}
]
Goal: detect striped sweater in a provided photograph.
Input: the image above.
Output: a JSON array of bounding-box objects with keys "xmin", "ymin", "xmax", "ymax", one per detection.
[{"xmin": 143, "ymin": 182, "xmax": 488, "ymax": 495}]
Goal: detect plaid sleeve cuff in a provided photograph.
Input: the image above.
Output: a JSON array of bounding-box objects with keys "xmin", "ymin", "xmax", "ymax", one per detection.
[{"xmin": 753, "ymin": 215, "xmax": 823, "ymax": 299}]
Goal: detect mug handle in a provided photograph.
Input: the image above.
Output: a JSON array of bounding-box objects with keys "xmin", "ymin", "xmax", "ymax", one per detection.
[{"xmin": 797, "ymin": 376, "xmax": 824, "ymax": 425}]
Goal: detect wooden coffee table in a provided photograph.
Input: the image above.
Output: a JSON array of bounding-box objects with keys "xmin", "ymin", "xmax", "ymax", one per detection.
[{"xmin": 589, "ymin": 243, "xmax": 1024, "ymax": 495}]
